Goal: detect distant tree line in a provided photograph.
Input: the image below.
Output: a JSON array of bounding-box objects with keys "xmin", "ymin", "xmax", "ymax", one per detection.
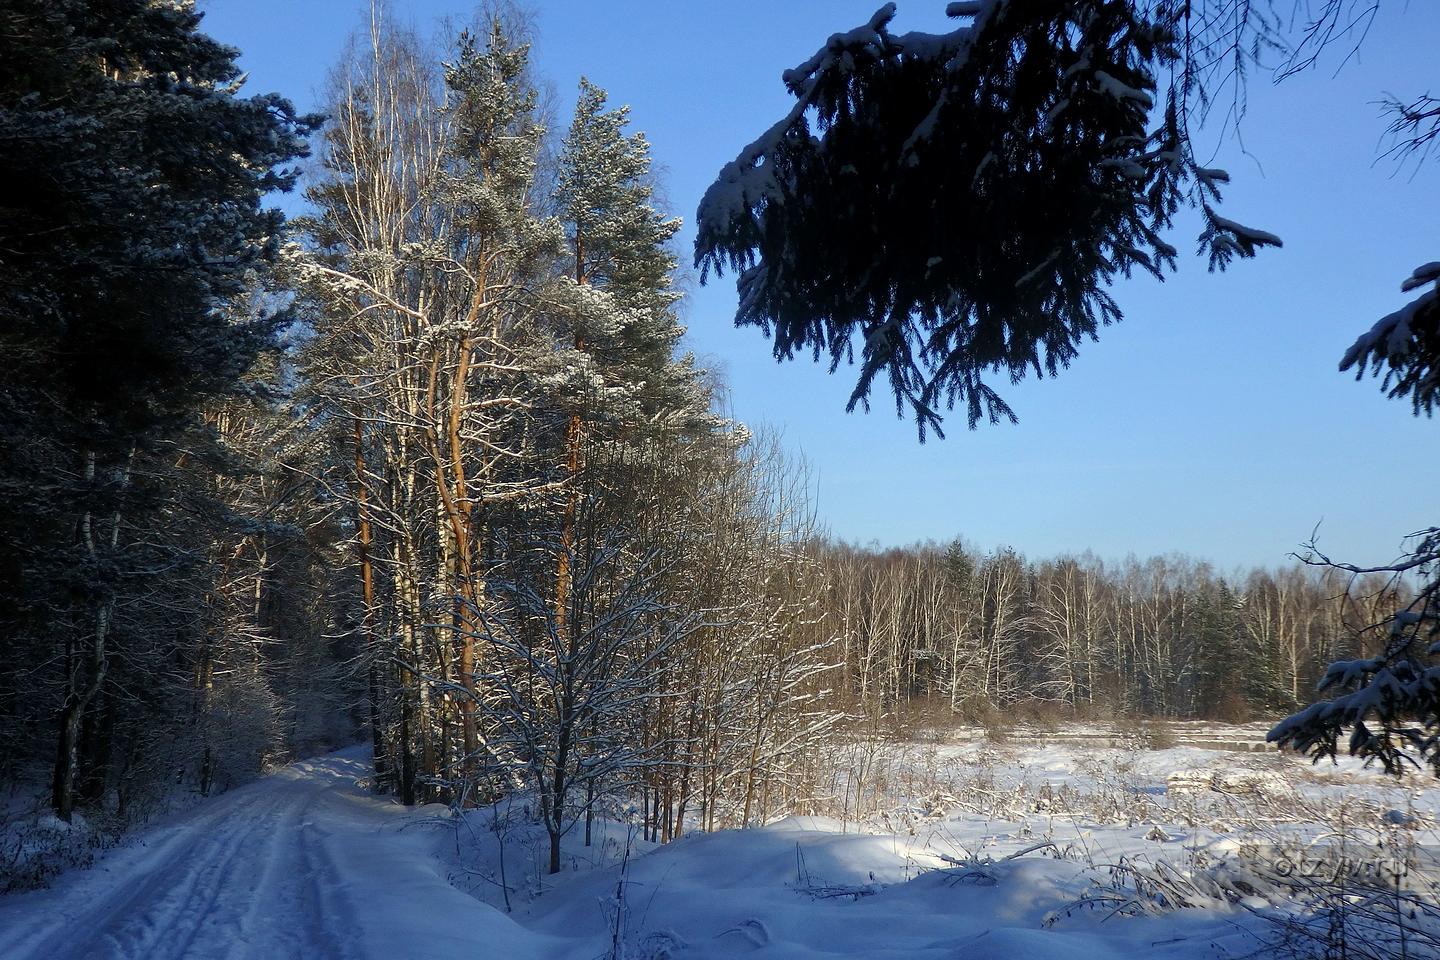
[{"xmin": 809, "ymin": 541, "xmax": 1401, "ymax": 726}]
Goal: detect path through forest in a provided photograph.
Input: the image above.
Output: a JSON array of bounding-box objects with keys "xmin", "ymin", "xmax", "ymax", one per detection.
[{"xmin": 0, "ymin": 747, "xmax": 554, "ymax": 960}]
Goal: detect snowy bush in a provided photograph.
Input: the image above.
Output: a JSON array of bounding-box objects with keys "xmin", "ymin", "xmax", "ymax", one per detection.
[{"xmin": 0, "ymin": 795, "xmax": 117, "ymax": 894}]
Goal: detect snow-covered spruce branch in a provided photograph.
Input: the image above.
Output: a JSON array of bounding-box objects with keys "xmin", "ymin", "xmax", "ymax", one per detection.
[
  {"xmin": 1270, "ymin": 528, "xmax": 1440, "ymax": 775},
  {"xmin": 1341, "ymin": 260, "xmax": 1440, "ymax": 416}
]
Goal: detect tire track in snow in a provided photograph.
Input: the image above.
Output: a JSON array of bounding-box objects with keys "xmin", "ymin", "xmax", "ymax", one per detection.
[
  {"xmin": 216, "ymin": 783, "xmax": 323, "ymax": 959},
  {"xmin": 142, "ymin": 789, "xmax": 290, "ymax": 960},
  {"xmin": 230, "ymin": 781, "xmax": 356, "ymax": 960},
  {"xmin": 0, "ymin": 752, "xmax": 512, "ymax": 960},
  {"xmin": 0, "ymin": 789, "xmax": 267, "ymax": 959},
  {"xmin": 76, "ymin": 787, "xmax": 289, "ymax": 960},
  {"xmin": 297, "ymin": 811, "xmax": 362, "ymax": 960},
  {"xmin": 0, "ymin": 755, "xmax": 383, "ymax": 960}
]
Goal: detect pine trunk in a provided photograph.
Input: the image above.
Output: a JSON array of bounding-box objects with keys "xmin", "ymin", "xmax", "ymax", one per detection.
[{"xmin": 352, "ymin": 418, "xmax": 387, "ymax": 788}]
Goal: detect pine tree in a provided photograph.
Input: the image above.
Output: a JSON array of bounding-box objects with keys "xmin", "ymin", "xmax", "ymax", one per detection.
[
  {"xmin": 554, "ymin": 79, "xmax": 703, "ymax": 429},
  {"xmin": 435, "ymin": 20, "xmax": 562, "ymax": 787},
  {"xmin": 295, "ymin": 12, "xmax": 564, "ymax": 801},
  {"xmin": 548, "ymin": 77, "xmax": 712, "ymax": 738},
  {"xmin": 497, "ymin": 77, "xmax": 723, "ymax": 867},
  {"xmin": 0, "ymin": 0, "xmax": 318, "ymax": 819},
  {"xmin": 1188, "ymin": 580, "xmax": 1251, "ymax": 719}
]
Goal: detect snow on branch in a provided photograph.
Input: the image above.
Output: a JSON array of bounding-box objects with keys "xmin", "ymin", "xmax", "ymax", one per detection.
[
  {"xmin": 1200, "ymin": 207, "xmax": 1283, "ymax": 270},
  {"xmin": 1340, "ymin": 259, "xmax": 1440, "ymax": 416},
  {"xmin": 1270, "ymin": 528, "xmax": 1440, "ymax": 776}
]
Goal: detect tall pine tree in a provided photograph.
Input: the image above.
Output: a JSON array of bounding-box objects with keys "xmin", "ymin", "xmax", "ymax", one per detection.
[
  {"xmin": 550, "ymin": 78, "xmax": 713, "ymax": 639},
  {"xmin": 0, "ymin": 0, "xmax": 317, "ymax": 818}
]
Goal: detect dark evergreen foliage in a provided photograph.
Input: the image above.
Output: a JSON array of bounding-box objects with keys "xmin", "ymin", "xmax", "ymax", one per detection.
[
  {"xmin": 1269, "ymin": 530, "xmax": 1440, "ymax": 775},
  {"xmin": 0, "ymin": 0, "xmax": 318, "ymax": 432},
  {"xmin": 553, "ymin": 78, "xmax": 713, "ymax": 437},
  {"xmin": 0, "ymin": 0, "xmax": 323, "ymax": 817},
  {"xmin": 1340, "ymin": 262, "xmax": 1440, "ymax": 418},
  {"xmin": 694, "ymin": 1, "xmax": 1279, "ymax": 437}
]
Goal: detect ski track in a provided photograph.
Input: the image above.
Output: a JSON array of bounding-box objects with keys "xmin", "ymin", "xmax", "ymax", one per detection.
[{"xmin": 0, "ymin": 750, "xmax": 405, "ymax": 960}]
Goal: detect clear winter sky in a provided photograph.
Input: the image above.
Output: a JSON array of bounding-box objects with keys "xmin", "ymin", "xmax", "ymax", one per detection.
[{"xmin": 198, "ymin": 0, "xmax": 1439, "ymax": 572}]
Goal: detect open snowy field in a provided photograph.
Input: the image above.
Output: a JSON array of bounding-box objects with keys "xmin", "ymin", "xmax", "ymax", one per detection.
[{"xmin": 2, "ymin": 728, "xmax": 1437, "ymax": 960}]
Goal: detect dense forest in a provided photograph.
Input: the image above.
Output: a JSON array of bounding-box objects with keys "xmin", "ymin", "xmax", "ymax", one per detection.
[{"xmin": 0, "ymin": 1, "xmax": 1424, "ymax": 884}]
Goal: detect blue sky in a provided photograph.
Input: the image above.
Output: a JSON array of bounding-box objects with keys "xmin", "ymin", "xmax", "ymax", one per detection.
[{"xmin": 198, "ymin": 0, "xmax": 1439, "ymax": 572}]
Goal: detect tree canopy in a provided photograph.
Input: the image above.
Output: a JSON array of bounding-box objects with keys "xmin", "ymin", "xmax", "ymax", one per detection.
[{"xmin": 694, "ymin": 1, "xmax": 1412, "ymax": 436}]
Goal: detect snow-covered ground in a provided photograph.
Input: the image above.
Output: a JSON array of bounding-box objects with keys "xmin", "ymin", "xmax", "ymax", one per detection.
[
  {"xmin": 0, "ymin": 750, "xmax": 563, "ymax": 959},
  {"xmin": 2, "ymin": 730, "xmax": 1438, "ymax": 959}
]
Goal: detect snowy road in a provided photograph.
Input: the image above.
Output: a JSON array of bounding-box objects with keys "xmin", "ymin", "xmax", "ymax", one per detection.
[
  {"xmin": 0, "ymin": 742, "xmax": 1316, "ymax": 960},
  {"xmin": 0, "ymin": 748, "xmax": 551, "ymax": 960}
]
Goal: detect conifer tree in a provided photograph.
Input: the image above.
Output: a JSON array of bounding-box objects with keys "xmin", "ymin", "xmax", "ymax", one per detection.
[
  {"xmin": 0, "ymin": 0, "xmax": 317, "ymax": 818},
  {"xmin": 1188, "ymin": 581, "xmax": 1250, "ymax": 719},
  {"xmin": 694, "ymin": 1, "xmax": 1281, "ymax": 437},
  {"xmin": 549, "ymin": 79, "xmax": 712, "ymax": 655},
  {"xmin": 554, "ymin": 79, "xmax": 701, "ymax": 425},
  {"xmin": 435, "ymin": 20, "xmax": 561, "ymax": 785}
]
